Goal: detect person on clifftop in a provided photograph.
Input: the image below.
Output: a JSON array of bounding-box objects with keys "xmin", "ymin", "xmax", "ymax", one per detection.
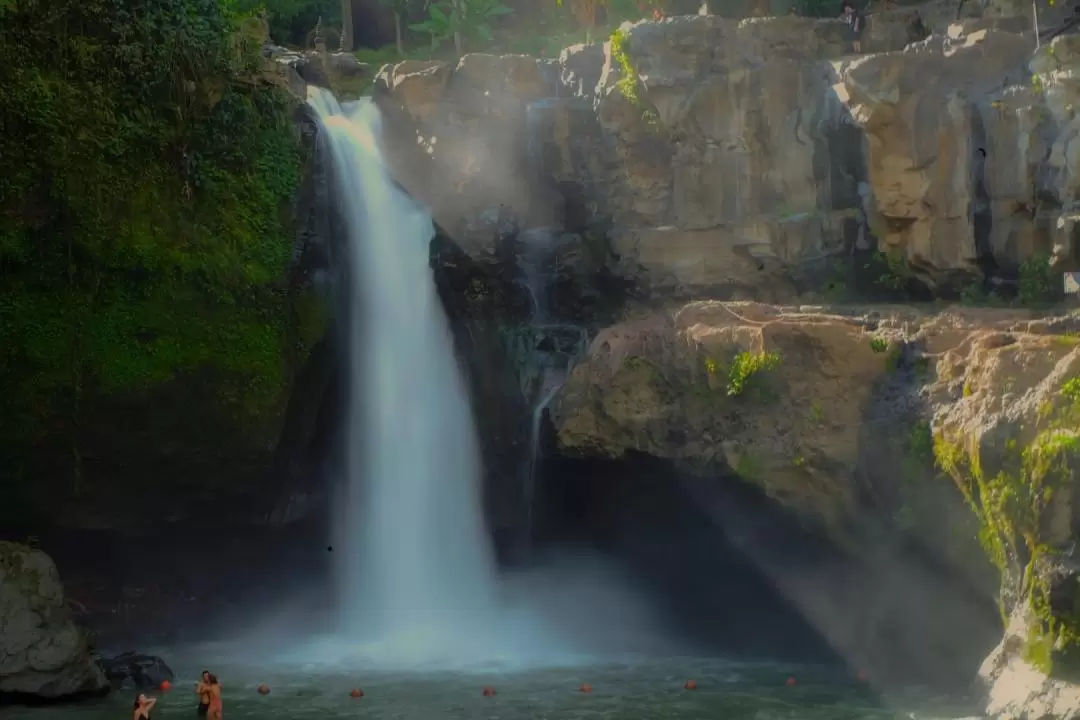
[
  {"xmin": 906, "ymin": 10, "xmax": 929, "ymax": 44},
  {"xmin": 842, "ymin": 2, "xmax": 865, "ymax": 53},
  {"xmin": 133, "ymin": 693, "xmax": 158, "ymax": 720}
]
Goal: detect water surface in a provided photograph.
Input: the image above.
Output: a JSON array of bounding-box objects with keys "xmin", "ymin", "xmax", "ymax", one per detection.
[{"xmin": 8, "ymin": 658, "xmax": 976, "ymax": 720}]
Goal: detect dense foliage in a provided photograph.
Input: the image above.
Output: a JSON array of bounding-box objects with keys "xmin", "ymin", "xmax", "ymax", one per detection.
[
  {"xmin": 0, "ymin": 0, "xmax": 311, "ymax": 495},
  {"xmin": 231, "ymin": 0, "xmax": 340, "ymax": 47}
]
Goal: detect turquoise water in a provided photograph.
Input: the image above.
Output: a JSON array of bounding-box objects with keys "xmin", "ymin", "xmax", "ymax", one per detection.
[{"xmin": 7, "ymin": 658, "xmax": 975, "ymax": 720}]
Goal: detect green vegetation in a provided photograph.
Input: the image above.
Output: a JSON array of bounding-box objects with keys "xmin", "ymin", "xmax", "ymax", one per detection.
[
  {"xmin": 885, "ymin": 344, "xmax": 903, "ymax": 372},
  {"xmin": 934, "ymin": 382, "xmax": 1080, "ymax": 677},
  {"xmin": 904, "ymin": 421, "xmax": 933, "ymax": 477},
  {"xmin": 735, "ymin": 451, "xmax": 764, "ymax": 482},
  {"xmin": 1019, "ymin": 252, "xmax": 1059, "ymax": 306},
  {"xmin": 890, "ymin": 420, "xmax": 936, "ymax": 532},
  {"xmin": 0, "ymin": 0, "xmax": 317, "ymax": 491},
  {"xmin": 869, "ymin": 337, "xmax": 888, "ymax": 353},
  {"xmin": 410, "ymin": 0, "xmax": 514, "ymax": 54},
  {"xmin": 355, "ymin": 0, "xmax": 666, "ymax": 64},
  {"xmin": 232, "ymin": 0, "xmax": 340, "ymax": 46},
  {"xmin": 958, "ymin": 252, "xmax": 1058, "ymax": 307},
  {"xmin": 873, "ymin": 249, "xmax": 913, "ymax": 291},
  {"xmin": 701, "ymin": 349, "xmax": 783, "ymax": 403},
  {"xmin": 609, "ymin": 28, "xmax": 660, "ymax": 128},
  {"xmin": 821, "ymin": 245, "xmax": 1062, "ymax": 309},
  {"xmin": 725, "ymin": 351, "xmax": 782, "ymax": 397},
  {"xmin": 1063, "ymin": 377, "xmax": 1080, "ymax": 402}
]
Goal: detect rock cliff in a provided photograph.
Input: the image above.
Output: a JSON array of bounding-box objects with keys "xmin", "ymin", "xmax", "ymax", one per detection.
[
  {"xmin": 365, "ymin": 6, "xmax": 1080, "ymax": 711},
  {"xmin": 373, "ymin": 8, "xmax": 1080, "ymax": 299},
  {"xmin": 0, "ymin": 542, "xmax": 107, "ymax": 699},
  {"xmin": 546, "ymin": 299, "xmax": 1080, "ymax": 713}
]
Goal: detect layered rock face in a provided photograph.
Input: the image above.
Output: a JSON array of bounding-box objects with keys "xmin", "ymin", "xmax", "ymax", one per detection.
[
  {"xmin": 0, "ymin": 542, "xmax": 107, "ymax": 699},
  {"xmin": 550, "ymin": 299, "xmax": 1080, "ymax": 712},
  {"xmin": 373, "ymin": 9, "xmax": 1080, "ymax": 297}
]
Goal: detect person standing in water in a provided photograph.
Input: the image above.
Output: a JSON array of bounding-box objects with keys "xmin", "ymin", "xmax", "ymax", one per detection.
[
  {"xmin": 205, "ymin": 673, "xmax": 223, "ymax": 720},
  {"xmin": 195, "ymin": 671, "xmax": 212, "ymax": 716},
  {"xmin": 133, "ymin": 693, "xmax": 158, "ymax": 720}
]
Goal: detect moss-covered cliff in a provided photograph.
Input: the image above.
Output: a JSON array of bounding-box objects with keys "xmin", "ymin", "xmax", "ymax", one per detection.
[{"xmin": 0, "ymin": 0, "xmax": 327, "ymax": 526}]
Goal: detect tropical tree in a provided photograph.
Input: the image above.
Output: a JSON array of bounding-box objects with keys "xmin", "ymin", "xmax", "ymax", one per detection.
[
  {"xmin": 556, "ymin": 0, "xmax": 607, "ymax": 31},
  {"xmin": 554, "ymin": 0, "xmax": 667, "ymax": 35},
  {"xmin": 380, "ymin": 0, "xmax": 416, "ymax": 54},
  {"xmin": 230, "ymin": 0, "xmax": 341, "ymax": 46},
  {"xmin": 410, "ymin": 0, "xmax": 512, "ymax": 55}
]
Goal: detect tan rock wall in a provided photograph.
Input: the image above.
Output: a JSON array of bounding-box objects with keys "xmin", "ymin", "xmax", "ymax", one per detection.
[{"xmin": 373, "ymin": 8, "xmax": 1080, "ymax": 299}]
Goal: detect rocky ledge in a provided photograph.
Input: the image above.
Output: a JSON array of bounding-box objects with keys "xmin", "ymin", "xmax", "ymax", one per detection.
[
  {"xmin": 0, "ymin": 542, "xmax": 108, "ymax": 699},
  {"xmin": 548, "ymin": 300, "xmax": 1080, "ymax": 715},
  {"xmin": 373, "ymin": 7, "xmax": 1080, "ymax": 300}
]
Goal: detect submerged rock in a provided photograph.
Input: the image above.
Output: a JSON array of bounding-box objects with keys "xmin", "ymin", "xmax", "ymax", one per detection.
[
  {"xmin": 0, "ymin": 542, "xmax": 108, "ymax": 699},
  {"xmin": 98, "ymin": 652, "xmax": 175, "ymax": 690}
]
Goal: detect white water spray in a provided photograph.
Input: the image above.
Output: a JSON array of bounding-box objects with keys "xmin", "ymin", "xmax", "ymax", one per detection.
[{"xmin": 308, "ymin": 88, "xmax": 498, "ymax": 663}]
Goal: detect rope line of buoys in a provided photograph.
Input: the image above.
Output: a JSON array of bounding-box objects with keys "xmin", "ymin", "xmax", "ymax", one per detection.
[{"xmin": 239, "ymin": 671, "xmax": 870, "ymax": 702}]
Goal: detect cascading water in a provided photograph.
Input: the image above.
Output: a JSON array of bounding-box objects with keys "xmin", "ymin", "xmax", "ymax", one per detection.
[{"xmin": 307, "ymin": 87, "xmax": 497, "ymax": 663}]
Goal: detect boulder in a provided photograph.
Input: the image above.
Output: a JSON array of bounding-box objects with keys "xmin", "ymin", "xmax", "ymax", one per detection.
[
  {"xmin": 979, "ymin": 601, "xmax": 1080, "ymax": 719},
  {"xmin": 0, "ymin": 542, "xmax": 108, "ymax": 699},
  {"xmin": 551, "ymin": 301, "xmax": 896, "ymax": 536},
  {"xmin": 98, "ymin": 652, "xmax": 175, "ymax": 690}
]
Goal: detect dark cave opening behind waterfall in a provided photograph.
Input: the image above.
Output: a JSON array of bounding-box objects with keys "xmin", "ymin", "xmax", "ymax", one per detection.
[
  {"xmin": 529, "ymin": 437, "xmax": 1000, "ymax": 691},
  {"xmin": 532, "ymin": 450, "xmax": 842, "ymax": 665}
]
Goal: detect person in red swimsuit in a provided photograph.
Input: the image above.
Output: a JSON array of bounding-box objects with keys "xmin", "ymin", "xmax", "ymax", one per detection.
[{"xmin": 205, "ymin": 674, "xmax": 223, "ymax": 720}]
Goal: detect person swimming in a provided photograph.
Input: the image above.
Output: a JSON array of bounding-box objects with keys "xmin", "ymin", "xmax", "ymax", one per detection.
[
  {"xmin": 206, "ymin": 673, "xmax": 223, "ymax": 720},
  {"xmin": 196, "ymin": 671, "xmax": 212, "ymax": 716},
  {"xmin": 133, "ymin": 693, "xmax": 158, "ymax": 720}
]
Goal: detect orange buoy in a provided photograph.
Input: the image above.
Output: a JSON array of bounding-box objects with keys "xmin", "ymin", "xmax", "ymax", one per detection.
[
  {"xmin": 160, "ymin": 680, "xmax": 171, "ymax": 692},
  {"xmin": 684, "ymin": 679, "xmax": 698, "ymax": 690},
  {"xmin": 786, "ymin": 676, "xmax": 798, "ymax": 687},
  {"xmin": 482, "ymin": 687, "xmax": 497, "ymax": 697},
  {"xmin": 856, "ymin": 670, "xmax": 868, "ymax": 683},
  {"xmin": 579, "ymin": 683, "xmax": 593, "ymax": 693},
  {"xmin": 349, "ymin": 688, "xmax": 364, "ymax": 698},
  {"xmin": 257, "ymin": 684, "xmax": 271, "ymax": 695}
]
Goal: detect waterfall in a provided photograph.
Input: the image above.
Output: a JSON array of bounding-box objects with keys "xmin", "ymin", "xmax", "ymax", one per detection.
[{"xmin": 308, "ymin": 88, "xmax": 497, "ymax": 663}]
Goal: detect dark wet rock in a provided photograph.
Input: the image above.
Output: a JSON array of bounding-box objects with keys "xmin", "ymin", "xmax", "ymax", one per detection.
[
  {"xmin": 98, "ymin": 653, "xmax": 175, "ymax": 690},
  {"xmin": 0, "ymin": 543, "xmax": 108, "ymax": 699}
]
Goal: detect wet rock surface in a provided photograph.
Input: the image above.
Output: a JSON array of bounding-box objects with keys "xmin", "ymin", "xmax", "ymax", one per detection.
[
  {"xmin": 97, "ymin": 653, "xmax": 174, "ymax": 691},
  {"xmin": 0, "ymin": 542, "xmax": 108, "ymax": 700}
]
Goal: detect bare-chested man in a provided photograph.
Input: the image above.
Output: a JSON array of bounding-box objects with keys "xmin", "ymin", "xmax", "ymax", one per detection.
[{"xmin": 195, "ymin": 671, "xmax": 212, "ymax": 717}]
